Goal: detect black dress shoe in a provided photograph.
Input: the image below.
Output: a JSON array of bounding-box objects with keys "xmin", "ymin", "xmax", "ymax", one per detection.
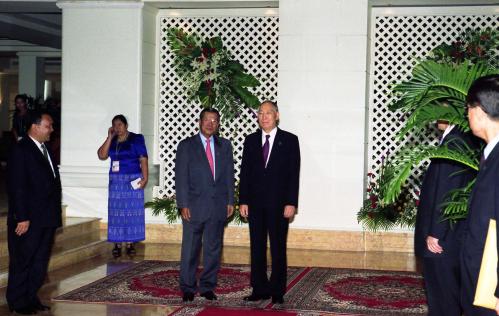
[
  {"xmin": 200, "ymin": 291, "xmax": 217, "ymax": 300},
  {"xmin": 34, "ymin": 302, "xmax": 51, "ymax": 311},
  {"xmin": 243, "ymin": 293, "xmax": 271, "ymax": 301},
  {"xmin": 126, "ymin": 243, "xmax": 136, "ymax": 256},
  {"xmin": 9, "ymin": 306, "xmax": 37, "ymax": 315},
  {"xmin": 112, "ymin": 243, "xmax": 122, "ymax": 258},
  {"xmin": 272, "ymin": 295, "xmax": 284, "ymax": 304},
  {"xmin": 182, "ymin": 292, "xmax": 194, "ymax": 302}
]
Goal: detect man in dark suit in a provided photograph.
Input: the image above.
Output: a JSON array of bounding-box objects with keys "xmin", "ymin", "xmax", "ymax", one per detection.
[
  {"xmin": 415, "ymin": 121, "xmax": 479, "ymax": 316},
  {"xmin": 239, "ymin": 100, "xmax": 300, "ymax": 304},
  {"xmin": 6, "ymin": 111, "xmax": 62, "ymax": 314},
  {"xmin": 461, "ymin": 74, "xmax": 499, "ymax": 316},
  {"xmin": 175, "ymin": 108, "xmax": 235, "ymax": 302}
]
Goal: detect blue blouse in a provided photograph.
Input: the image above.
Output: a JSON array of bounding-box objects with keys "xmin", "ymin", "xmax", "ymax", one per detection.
[{"xmin": 109, "ymin": 132, "xmax": 148, "ymax": 174}]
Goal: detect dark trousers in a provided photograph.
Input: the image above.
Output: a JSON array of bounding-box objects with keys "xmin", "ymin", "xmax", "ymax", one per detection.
[
  {"xmin": 6, "ymin": 225, "xmax": 56, "ymax": 309},
  {"xmin": 248, "ymin": 205, "xmax": 289, "ymax": 297},
  {"xmin": 179, "ymin": 218, "xmax": 225, "ymax": 294},
  {"xmin": 460, "ymin": 251, "xmax": 496, "ymax": 316},
  {"xmin": 422, "ymin": 256, "xmax": 461, "ymax": 316}
]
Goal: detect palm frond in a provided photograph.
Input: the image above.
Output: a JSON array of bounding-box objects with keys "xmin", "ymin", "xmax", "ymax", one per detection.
[
  {"xmin": 397, "ymin": 104, "xmax": 468, "ymax": 139},
  {"xmin": 144, "ymin": 197, "xmax": 179, "ymax": 224},
  {"xmin": 389, "ymin": 60, "xmax": 496, "ymax": 113},
  {"xmin": 441, "ymin": 178, "xmax": 476, "ymax": 222},
  {"xmin": 381, "ymin": 143, "xmax": 479, "ymax": 204}
]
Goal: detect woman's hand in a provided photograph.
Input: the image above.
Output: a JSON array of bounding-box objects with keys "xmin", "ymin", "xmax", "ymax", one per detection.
[
  {"xmin": 138, "ymin": 178, "xmax": 148, "ymax": 189},
  {"xmin": 107, "ymin": 127, "xmax": 115, "ymax": 139}
]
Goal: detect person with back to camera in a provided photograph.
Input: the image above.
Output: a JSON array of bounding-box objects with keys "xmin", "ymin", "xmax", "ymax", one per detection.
[
  {"xmin": 98, "ymin": 114, "xmax": 148, "ymax": 257},
  {"xmin": 460, "ymin": 74, "xmax": 499, "ymax": 316}
]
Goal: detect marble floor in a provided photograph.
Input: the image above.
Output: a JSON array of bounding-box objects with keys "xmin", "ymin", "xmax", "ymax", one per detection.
[{"xmin": 0, "ymin": 243, "xmax": 418, "ymax": 315}]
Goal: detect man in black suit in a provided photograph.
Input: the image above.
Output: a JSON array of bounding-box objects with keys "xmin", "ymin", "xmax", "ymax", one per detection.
[
  {"xmin": 6, "ymin": 111, "xmax": 62, "ymax": 314},
  {"xmin": 415, "ymin": 121, "xmax": 479, "ymax": 316},
  {"xmin": 175, "ymin": 108, "xmax": 234, "ymax": 302},
  {"xmin": 461, "ymin": 74, "xmax": 499, "ymax": 316},
  {"xmin": 239, "ymin": 100, "xmax": 300, "ymax": 304}
]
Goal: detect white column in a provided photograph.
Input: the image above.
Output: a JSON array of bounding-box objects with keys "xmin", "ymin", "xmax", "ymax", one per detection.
[
  {"xmin": 17, "ymin": 53, "xmax": 45, "ymax": 98},
  {"xmin": 277, "ymin": 0, "xmax": 369, "ymax": 230},
  {"xmin": 57, "ymin": 0, "xmax": 147, "ymax": 219}
]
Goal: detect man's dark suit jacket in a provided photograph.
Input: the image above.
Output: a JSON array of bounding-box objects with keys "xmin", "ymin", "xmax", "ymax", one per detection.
[
  {"xmin": 462, "ymin": 140, "xmax": 499, "ymax": 298},
  {"xmin": 7, "ymin": 136, "xmax": 62, "ymax": 228},
  {"xmin": 175, "ymin": 134, "xmax": 234, "ymax": 221},
  {"xmin": 414, "ymin": 127, "xmax": 478, "ymax": 258},
  {"xmin": 239, "ymin": 128, "xmax": 300, "ymax": 209}
]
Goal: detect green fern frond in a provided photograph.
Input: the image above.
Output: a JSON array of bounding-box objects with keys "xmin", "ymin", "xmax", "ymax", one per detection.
[
  {"xmin": 441, "ymin": 178, "xmax": 476, "ymax": 222},
  {"xmin": 397, "ymin": 104, "xmax": 468, "ymax": 139},
  {"xmin": 381, "ymin": 143, "xmax": 479, "ymax": 204}
]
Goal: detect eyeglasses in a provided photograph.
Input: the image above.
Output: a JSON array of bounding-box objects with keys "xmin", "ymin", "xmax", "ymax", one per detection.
[{"xmin": 202, "ymin": 118, "xmax": 219, "ymax": 124}]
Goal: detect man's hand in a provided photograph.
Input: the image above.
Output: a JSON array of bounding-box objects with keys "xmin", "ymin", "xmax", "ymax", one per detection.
[
  {"xmin": 426, "ymin": 236, "xmax": 443, "ymax": 254},
  {"xmin": 15, "ymin": 220, "xmax": 30, "ymax": 236},
  {"xmin": 240, "ymin": 204, "xmax": 249, "ymax": 218},
  {"xmin": 227, "ymin": 205, "xmax": 234, "ymax": 218},
  {"xmin": 283, "ymin": 205, "xmax": 296, "ymax": 219},
  {"xmin": 181, "ymin": 208, "xmax": 191, "ymax": 221}
]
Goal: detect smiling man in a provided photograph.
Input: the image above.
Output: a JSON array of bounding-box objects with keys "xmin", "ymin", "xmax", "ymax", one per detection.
[
  {"xmin": 6, "ymin": 111, "xmax": 61, "ymax": 314},
  {"xmin": 239, "ymin": 100, "xmax": 301, "ymax": 304},
  {"xmin": 175, "ymin": 108, "xmax": 235, "ymax": 302}
]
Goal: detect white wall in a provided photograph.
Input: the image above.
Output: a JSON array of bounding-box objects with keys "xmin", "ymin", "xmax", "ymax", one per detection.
[
  {"xmin": 58, "ymin": 0, "xmax": 371, "ymax": 230},
  {"xmin": 58, "ymin": 2, "xmax": 145, "ymax": 219},
  {"xmin": 277, "ymin": 0, "xmax": 369, "ymax": 230}
]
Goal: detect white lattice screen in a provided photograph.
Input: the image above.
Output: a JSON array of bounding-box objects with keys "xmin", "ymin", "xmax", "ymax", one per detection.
[
  {"xmin": 157, "ymin": 10, "xmax": 279, "ymax": 197},
  {"xmin": 368, "ymin": 7, "xmax": 498, "ymax": 191}
]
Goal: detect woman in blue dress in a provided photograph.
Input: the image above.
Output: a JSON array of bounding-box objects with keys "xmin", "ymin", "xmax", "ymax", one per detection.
[{"xmin": 98, "ymin": 114, "xmax": 148, "ymax": 257}]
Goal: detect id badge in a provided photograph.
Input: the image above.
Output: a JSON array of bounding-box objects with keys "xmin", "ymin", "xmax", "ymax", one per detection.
[{"xmin": 112, "ymin": 161, "xmax": 120, "ymax": 173}]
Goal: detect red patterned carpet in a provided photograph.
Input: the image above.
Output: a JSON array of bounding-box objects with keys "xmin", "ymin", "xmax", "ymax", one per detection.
[{"xmin": 53, "ymin": 260, "xmax": 427, "ymax": 315}]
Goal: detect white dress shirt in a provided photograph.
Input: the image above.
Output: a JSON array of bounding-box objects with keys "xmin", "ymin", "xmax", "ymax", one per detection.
[{"xmin": 484, "ymin": 132, "xmax": 499, "ymax": 160}]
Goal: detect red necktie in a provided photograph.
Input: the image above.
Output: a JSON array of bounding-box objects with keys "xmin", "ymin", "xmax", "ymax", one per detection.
[{"xmin": 206, "ymin": 138, "xmax": 214, "ymax": 178}]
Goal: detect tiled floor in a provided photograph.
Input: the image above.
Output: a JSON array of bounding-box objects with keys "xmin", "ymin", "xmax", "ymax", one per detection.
[{"xmin": 0, "ymin": 243, "xmax": 418, "ymax": 315}]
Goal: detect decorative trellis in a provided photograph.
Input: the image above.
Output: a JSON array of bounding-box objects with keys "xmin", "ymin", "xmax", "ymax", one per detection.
[
  {"xmin": 367, "ymin": 8, "xmax": 498, "ymax": 192},
  {"xmin": 157, "ymin": 11, "xmax": 279, "ymax": 197}
]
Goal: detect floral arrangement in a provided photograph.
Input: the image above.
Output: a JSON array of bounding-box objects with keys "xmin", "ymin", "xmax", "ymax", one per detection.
[
  {"xmin": 427, "ymin": 28, "xmax": 498, "ymax": 67},
  {"xmin": 167, "ymin": 28, "xmax": 261, "ymax": 120},
  {"xmin": 357, "ymin": 155, "xmax": 419, "ymax": 231}
]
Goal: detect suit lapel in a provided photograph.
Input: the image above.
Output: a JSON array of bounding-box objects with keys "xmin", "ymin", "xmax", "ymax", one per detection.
[
  {"xmin": 214, "ymin": 136, "xmax": 222, "ymax": 182},
  {"xmin": 469, "ymin": 142, "xmax": 499, "ymax": 206},
  {"xmin": 265, "ymin": 128, "xmax": 281, "ymax": 169},
  {"xmin": 194, "ymin": 134, "xmax": 215, "ymax": 182},
  {"xmin": 27, "ymin": 137, "xmax": 54, "ymax": 177}
]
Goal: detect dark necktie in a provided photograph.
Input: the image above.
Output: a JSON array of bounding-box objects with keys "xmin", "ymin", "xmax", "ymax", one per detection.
[
  {"xmin": 41, "ymin": 143, "xmax": 49, "ymax": 161},
  {"xmin": 262, "ymin": 135, "xmax": 270, "ymax": 167}
]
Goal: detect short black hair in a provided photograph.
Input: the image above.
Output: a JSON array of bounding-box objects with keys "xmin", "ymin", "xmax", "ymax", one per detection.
[
  {"xmin": 112, "ymin": 114, "xmax": 128, "ymax": 126},
  {"xmin": 27, "ymin": 110, "xmax": 51, "ymax": 130},
  {"xmin": 199, "ymin": 108, "xmax": 220, "ymax": 121},
  {"xmin": 467, "ymin": 74, "xmax": 499, "ymax": 119},
  {"xmin": 14, "ymin": 94, "xmax": 28, "ymax": 103}
]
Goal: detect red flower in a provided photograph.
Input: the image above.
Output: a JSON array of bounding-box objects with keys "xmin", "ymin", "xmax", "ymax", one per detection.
[
  {"xmin": 415, "ymin": 200, "xmax": 420, "ymax": 206},
  {"xmin": 415, "ymin": 190, "xmax": 420, "ymax": 196},
  {"xmin": 367, "ymin": 188, "xmax": 372, "ymax": 192},
  {"xmin": 367, "ymin": 172, "xmax": 374, "ymax": 177}
]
